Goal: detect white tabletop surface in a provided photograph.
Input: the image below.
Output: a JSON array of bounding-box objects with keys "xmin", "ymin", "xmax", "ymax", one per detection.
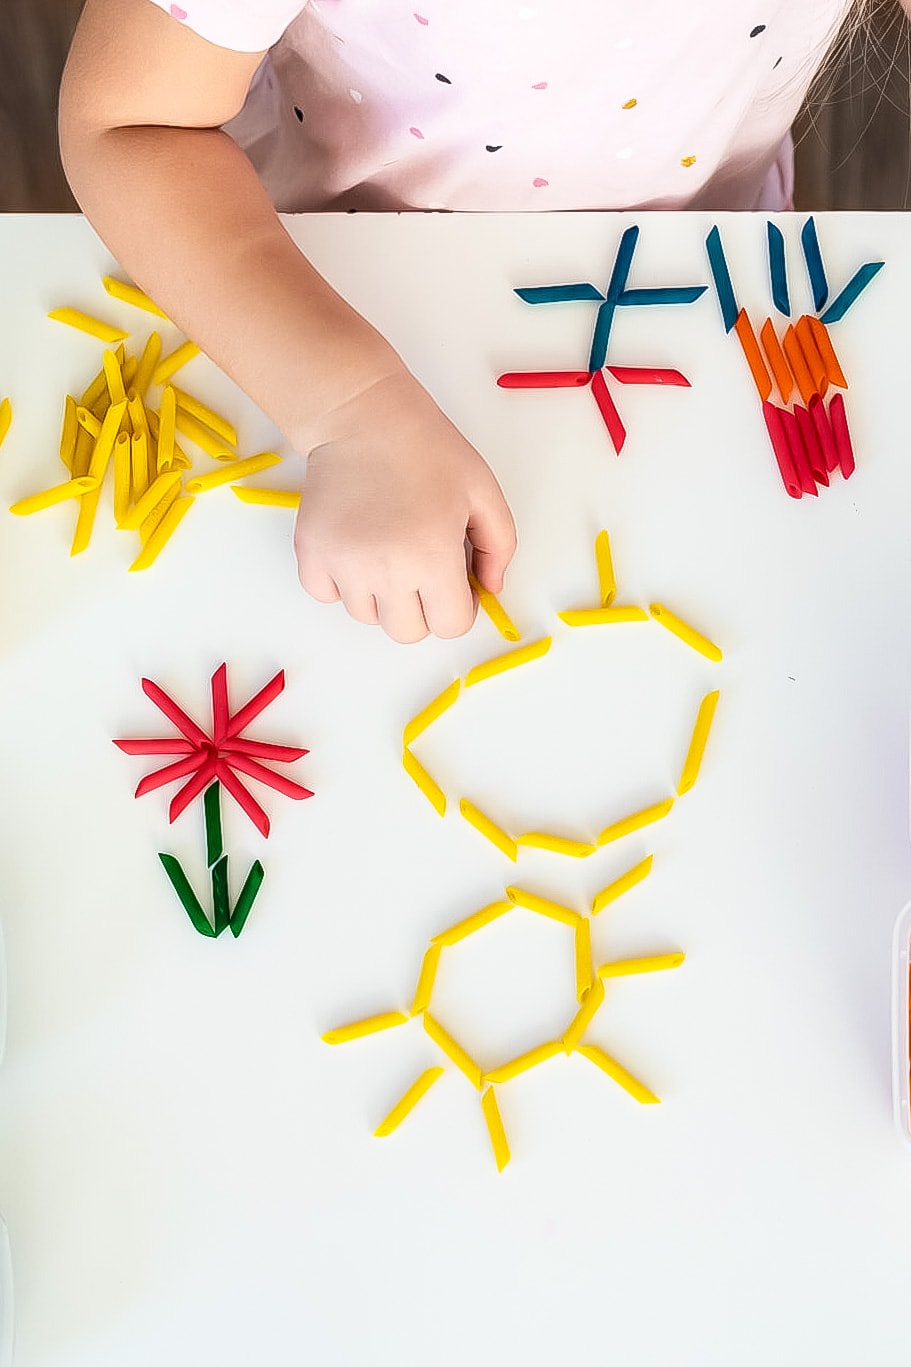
[{"xmin": 1, "ymin": 211, "xmax": 911, "ymax": 1367}]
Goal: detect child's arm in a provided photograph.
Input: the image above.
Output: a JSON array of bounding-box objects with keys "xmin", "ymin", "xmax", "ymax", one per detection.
[{"xmin": 58, "ymin": 0, "xmax": 516, "ymax": 642}]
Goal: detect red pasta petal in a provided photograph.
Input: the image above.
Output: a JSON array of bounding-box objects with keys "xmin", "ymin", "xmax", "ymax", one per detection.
[
  {"xmin": 114, "ymin": 738, "xmax": 196, "ymax": 755},
  {"xmin": 211, "ymin": 663, "xmax": 229, "ymax": 743},
  {"xmin": 225, "ymin": 670, "xmax": 285, "ymax": 739},
  {"xmin": 219, "ymin": 738, "xmax": 309, "ymax": 763},
  {"xmin": 141, "ymin": 678, "xmax": 209, "ymax": 745},
  {"xmin": 168, "ymin": 757, "xmax": 217, "ymax": 823},
  {"xmin": 225, "ymin": 752, "xmax": 314, "ymax": 800},
  {"xmin": 591, "ymin": 370, "xmax": 626, "ymax": 454},
  {"xmin": 135, "ymin": 750, "xmax": 207, "ymax": 798},
  {"xmin": 216, "ymin": 760, "xmax": 271, "ymax": 837}
]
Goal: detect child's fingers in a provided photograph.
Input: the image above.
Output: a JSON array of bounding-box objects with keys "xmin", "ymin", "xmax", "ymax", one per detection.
[
  {"xmin": 377, "ymin": 591, "xmax": 430, "ymax": 644},
  {"xmin": 341, "ymin": 590, "xmax": 381, "ymax": 626},
  {"xmin": 419, "ymin": 566, "xmax": 477, "ymax": 640},
  {"xmin": 297, "ymin": 561, "xmax": 341, "ymax": 604},
  {"xmin": 467, "ymin": 485, "xmax": 517, "ymax": 594}
]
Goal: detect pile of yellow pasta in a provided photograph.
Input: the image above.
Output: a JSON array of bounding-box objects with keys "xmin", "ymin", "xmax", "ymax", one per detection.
[{"xmin": 7, "ymin": 280, "xmax": 287, "ymax": 570}]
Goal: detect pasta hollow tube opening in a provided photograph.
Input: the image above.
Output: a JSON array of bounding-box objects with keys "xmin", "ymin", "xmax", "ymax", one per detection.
[
  {"xmin": 374, "ymin": 1067, "xmax": 445, "ymax": 1137},
  {"xmin": 322, "ymin": 1011, "xmax": 409, "ymax": 1045},
  {"xmin": 648, "ymin": 604, "xmax": 723, "ymax": 662},
  {"xmin": 677, "ymin": 690, "xmax": 720, "ymax": 796},
  {"xmin": 481, "ymin": 1087, "xmax": 511, "ymax": 1172},
  {"xmin": 468, "ymin": 572, "xmax": 520, "ymax": 642}
]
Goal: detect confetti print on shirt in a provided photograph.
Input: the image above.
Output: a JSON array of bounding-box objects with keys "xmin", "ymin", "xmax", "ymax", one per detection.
[
  {"xmin": 435, "ymin": 72, "xmax": 451, "ymax": 83},
  {"xmin": 531, "ymin": 81, "xmax": 548, "ymax": 89},
  {"xmin": 681, "ymin": 155, "xmax": 696, "ymax": 167},
  {"xmin": 169, "ymin": 3, "xmax": 187, "ymax": 17},
  {"xmin": 410, "ymin": 126, "xmax": 425, "ymax": 139},
  {"xmin": 533, "ymin": 177, "xmax": 549, "ymax": 187},
  {"xmin": 750, "ymin": 24, "xmax": 766, "ymax": 37},
  {"xmin": 622, "ymin": 98, "xmax": 637, "ymax": 109},
  {"xmin": 414, "ymin": 12, "xmax": 429, "ymax": 23},
  {"xmin": 486, "ymin": 144, "xmax": 502, "ymax": 152}
]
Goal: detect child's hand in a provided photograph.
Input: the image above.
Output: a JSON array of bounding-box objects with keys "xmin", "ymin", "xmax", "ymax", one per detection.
[{"xmin": 294, "ymin": 370, "xmax": 517, "ymax": 643}]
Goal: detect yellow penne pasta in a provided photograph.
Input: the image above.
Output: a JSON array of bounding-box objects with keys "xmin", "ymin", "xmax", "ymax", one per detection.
[
  {"xmin": 173, "ymin": 408, "xmax": 234, "ymax": 459},
  {"xmin": 156, "ymin": 386, "xmax": 177, "ymax": 471},
  {"xmin": 171, "ymin": 387, "xmax": 238, "ymax": 447},
  {"xmin": 88, "ymin": 400, "xmax": 128, "ymax": 483},
  {"xmin": 0, "ymin": 397, "xmax": 10, "ymax": 448},
  {"xmin": 481, "ymin": 1087, "xmax": 511, "ymax": 1172},
  {"xmin": 649, "ymin": 603, "xmax": 723, "ymax": 662},
  {"xmin": 231, "ymin": 486, "xmax": 301, "ymax": 509},
  {"xmin": 561, "ymin": 978, "xmax": 605, "ymax": 1052},
  {"xmin": 80, "ymin": 366, "xmax": 107, "ymax": 410},
  {"xmin": 102, "ymin": 276, "xmax": 169, "ymax": 318},
  {"xmin": 76, "ymin": 406, "xmax": 101, "ymax": 438},
  {"xmin": 410, "ymin": 943, "xmax": 442, "ymax": 1015},
  {"xmin": 72, "ymin": 424, "xmax": 94, "ymax": 479},
  {"xmin": 575, "ymin": 918, "xmax": 593, "ymax": 1001},
  {"xmin": 403, "ymin": 678, "xmax": 460, "ymax": 747},
  {"xmin": 152, "ymin": 340, "xmax": 200, "ymax": 387},
  {"xmin": 70, "ymin": 483, "xmax": 101, "ymax": 557},
  {"xmin": 47, "ymin": 307, "xmax": 128, "ymax": 344},
  {"xmin": 557, "ymin": 606, "xmax": 648, "ymax": 626},
  {"xmin": 677, "ymin": 690, "xmax": 720, "ymax": 796},
  {"xmin": 113, "ymin": 432, "xmax": 132, "ymax": 524},
  {"xmin": 463, "ymin": 636, "xmax": 552, "ymax": 688},
  {"xmin": 431, "ymin": 900, "xmax": 513, "ymax": 945},
  {"xmin": 597, "ymin": 953, "xmax": 685, "ymax": 979},
  {"xmin": 402, "ymin": 747, "xmax": 446, "ymax": 817},
  {"xmin": 132, "ymin": 332, "xmax": 161, "ymax": 399},
  {"xmin": 506, "ymin": 885, "xmax": 580, "ymax": 927},
  {"xmin": 516, "ymin": 832, "xmax": 596, "ymax": 858},
  {"xmin": 128, "ymin": 494, "xmax": 194, "ymax": 571},
  {"xmin": 59, "ymin": 396, "xmax": 78, "ymax": 471},
  {"xmin": 322, "ymin": 1011, "xmax": 410, "ymax": 1045},
  {"xmin": 374, "ymin": 1066, "xmax": 445, "ymax": 1137},
  {"xmin": 131, "ymin": 431, "xmax": 150, "ymax": 502},
  {"xmin": 118, "ymin": 470, "xmax": 181, "ymax": 530},
  {"xmin": 597, "ymin": 799, "xmax": 674, "ymax": 847},
  {"xmin": 595, "ymin": 529, "xmax": 616, "ymax": 606},
  {"xmin": 591, "ymin": 855, "xmax": 654, "ymax": 916},
  {"xmin": 122, "ymin": 355, "xmax": 138, "ymax": 387},
  {"xmin": 575, "ymin": 1045, "xmax": 660, "ymax": 1104},
  {"xmin": 10, "ymin": 476, "xmax": 98, "ymax": 517},
  {"xmin": 127, "ymin": 391, "xmax": 148, "ymax": 438},
  {"xmin": 483, "ymin": 1041, "xmax": 562, "ymax": 1084},
  {"xmin": 139, "ymin": 477, "xmax": 181, "ymax": 546},
  {"xmin": 186, "ymin": 452, "xmax": 282, "ymax": 494},
  {"xmin": 423, "ymin": 1012, "xmax": 483, "ymax": 1089},
  {"xmin": 103, "ymin": 348, "xmax": 126, "ymax": 405},
  {"xmin": 460, "ymin": 799, "xmax": 517, "ymax": 861},
  {"xmin": 467, "ymin": 572, "xmax": 520, "ymax": 642}
]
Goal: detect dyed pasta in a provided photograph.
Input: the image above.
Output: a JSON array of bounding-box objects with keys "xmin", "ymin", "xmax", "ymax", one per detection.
[
  {"xmin": 172, "ymin": 387, "xmax": 238, "ymax": 447},
  {"xmin": 591, "ymin": 367, "xmax": 627, "ymax": 453},
  {"xmin": 468, "ymin": 572, "xmax": 520, "ymax": 642},
  {"xmin": 156, "ymin": 386, "xmax": 177, "ymax": 471},
  {"xmin": 809, "ymin": 395, "xmax": 838, "ymax": 474},
  {"xmin": 575, "ymin": 918, "xmax": 593, "ymax": 1001},
  {"xmin": 481, "ymin": 1087, "xmax": 511, "ymax": 1172},
  {"xmin": 595, "ymin": 529, "xmax": 616, "ymax": 606},
  {"xmin": 423, "ymin": 1012, "xmax": 483, "ymax": 1089},
  {"xmin": 9, "ymin": 476, "xmax": 98, "ymax": 517},
  {"xmin": 460, "ymin": 799, "xmax": 517, "ymax": 861},
  {"xmin": 484, "ymin": 1041, "xmax": 562, "ymax": 1084},
  {"xmin": 431, "ymin": 901, "xmax": 512, "ymax": 945},
  {"xmin": 118, "ymin": 470, "xmax": 181, "ymax": 530},
  {"xmin": 807, "ymin": 315, "xmax": 848, "ymax": 388},
  {"xmin": 374, "ymin": 1067, "xmax": 445, "ymax": 1137},
  {"xmin": 777, "ymin": 407, "xmax": 815, "ymax": 497},
  {"xmin": 103, "ymin": 348, "xmax": 126, "ymax": 405},
  {"xmin": 59, "ymin": 396, "xmax": 77, "ymax": 471},
  {"xmin": 231, "ymin": 486, "xmax": 301, "ymax": 509},
  {"xmin": 759, "ymin": 319, "xmax": 794, "ymax": 405},
  {"xmin": 47, "ymin": 307, "xmax": 128, "ymax": 344},
  {"xmin": 782, "ymin": 326, "xmax": 816, "ymax": 406},
  {"xmin": 152, "ymin": 340, "xmax": 200, "ymax": 387},
  {"xmin": 497, "ymin": 370, "xmax": 592, "ymax": 388},
  {"xmin": 128, "ymin": 494, "xmax": 194, "ymax": 572},
  {"xmin": 402, "ymin": 747, "xmax": 446, "ymax": 817},
  {"xmin": 113, "ymin": 432, "xmax": 132, "ymax": 525},
  {"xmin": 597, "ymin": 798, "xmax": 674, "ymax": 847},
  {"xmin": 403, "ymin": 678, "xmax": 460, "ymax": 747},
  {"xmin": 562, "ymin": 978, "xmax": 605, "ymax": 1052},
  {"xmin": 463, "ymin": 636, "xmax": 552, "ymax": 688},
  {"xmin": 733, "ymin": 310, "xmax": 772, "ymax": 401},
  {"xmin": 576, "ymin": 1045, "xmax": 660, "ymax": 1104},
  {"xmin": 597, "ymin": 952, "xmax": 685, "ymax": 978},
  {"xmin": 558, "ymin": 606, "xmax": 648, "ymax": 626},
  {"xmin": 800, "ymin": 216, "xmax": 829, "ymax": 312},
  {"xmin": 828, "ymin": 393, "xmax": 856, "ymax": 478},
  {"xmin": 648, "ymin": 604, "xmax": 723, "ymax": 662},
  {"xmin": 592, "ymin": 854, "xmax": 654, "ymax": 916},
  {"xmin": 819, "ymin": 261, "xmax": 884, "ymax": 325},
  {"xmin": 410, "ymin": 943, "xmax": 442, "ymax": 1015},
  {"xmin": 186, "ymin": 452, "xmax": 282, "ymax": 494},
  {"xmin": 322, "ymin": 1011, "xmax": 409, "ymax": 1045},
  {"xmin": 505, "ymin": 886, "xmax": 580, "ymax": 927},
  {"xmin": 132, "ymin": 333, "xmax": 161, "ymax": 399},
  {"xmin": 705, "ymin": 224, "xmax": 738, "ymax": 331},
  {"xmin": 102, "ymin": 276, "xmax": 169, "ymax": 318},
  {"xmin": 677, "ymin": 690, "xmax": 720, "ymax": 796},
  {"xmin": 795, "ymin": 316, "xmax": 828, "ymax": 396},
  {"xmin": 516, "ymin": 832, "xmax": 596, "ymax": 858}
]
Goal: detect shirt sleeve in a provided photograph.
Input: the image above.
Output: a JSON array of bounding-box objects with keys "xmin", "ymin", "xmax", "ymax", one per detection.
[{"xmin": 143, "ymin": 0, "xmax": 307, "ymax": 53}]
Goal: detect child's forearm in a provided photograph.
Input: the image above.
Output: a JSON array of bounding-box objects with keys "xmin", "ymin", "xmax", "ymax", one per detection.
[{"xmin": 58, "ymin": 121, "xmax": 403, "ymax": 452}]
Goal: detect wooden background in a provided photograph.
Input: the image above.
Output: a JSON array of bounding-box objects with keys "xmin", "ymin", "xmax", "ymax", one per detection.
[{"xmin": 1, "ymin": 0, "xmax": 910, "ymax": 212}]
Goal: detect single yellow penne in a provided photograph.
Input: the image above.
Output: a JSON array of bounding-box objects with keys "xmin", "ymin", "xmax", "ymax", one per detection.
[
  {"xmin": 10, "ymin": 476, "xmax": 98, "ymax": 516},
  {"xmin": 374, "ymin": 1066, "xmax": 445, "ymax": 1137},
  {"xmin": 597, "ymin": 953, "xmax": 685, "ymax": 979},
  {"xmin": 483, "ymin": 1041, "xmax": 562, "ymax": 1084},
  {"xmin": 80, "ymin": 366, "xmax": 107, "ymax": 410},
  {"xmin": 102, "ymin": 276, "xmax": 169, "ymax": 318},
  {"xmin": 122, "ymin": 355, "xmax": 138, "ymax": 387},
  {"xmin": 132, "ymin": 332, "xmax": 161, "ymax": 399},
  {"xmin": 516, "ymin": 832, "xmax": 596, "ymax": 858},
  {"xmin": 118, "ymin": 469, "xmax": 181, "ymax": 530},
  {"xmin": 131, "ymin": 431, "xmax": 150, "ymax": 502},
  {"xmin": 591, "ymin": 855, "xmax": 654, "ymax": 916},
  {"xmin": 460, "ymin": 799, "xmax": 517, "ymax": 861},
  {"xmin": 649, "ymin": 603, "xmax": 723, "ymax": 662},
  {"xmin": 575, "ymin": 1045, "xmax": 661, "ymax": 1104},
  {"xmin": 0, "ymin": 397, "xmax": 11, "ymax": 448},
  {"xmin": 481, "ymin": 1087, "xmax": 511, "ymax": 1172},
  {"xmin": 156, "ymin": 386, "xmax": 177, "ymax": 471},
  {"xmin": 467, "ymin": 572, "xmax": 520, "ymax": 642},
  {"xmin": 47, "ymin": 307, "xmax": 128, "ymax": 344},
  {"xmin": 128, "ymin": 494, "xmax": 194, "ymax": 571},
  {"xmin": 171, "ymin": 387, "xmax": 238, "ymax": 447},
  {"xmin": 463, "ymin": 636, "xmax": 552, "ymax": 688},
  {"xmin": 431, "ymin": 900, "xmax": 513, "ymax": 945},
  {"xmin": 595, "ymin": 529, "xmax": 616, "ymax": 606},
  {"xmin": 103, "ymin": 348, "xmax": 126, "ymax": 405},
  {"xmin": 88, "ymin": 400, "xmax": 128, "ymax": 483},
  {"xmin": 557, "ymin": 606, "xmax": 648, "ymax": 626},
  {"xmin": 231, "ymin": 485, "xmax": 301, "ymax": 509},
  {"xmin": 322, "ymin": 1011, "xmax": 410, "ymax": 1045},
  {"xmin": 174, "ymin": 408, "xmax": 234, "ymax": 459},
  {"xmin": 113, "ymin": 432, "xmax": 132, "ymax": 524},
  {"xmin": 402, "ymin": 747, "xmax": 446, "ymax": 817},
  {"xmin": 677, "ymin": 690, "xmax": 720, "ymax": 796},
  {"xmin": 505, "ymin": 885, "xmax": 581, "ymax": 927},
  {"xmin": 153, "ymin": 340, "xmax": 200, "ymax": 387},
  {"xmin": 575, "ymin": 918, "xmax": 593, "ymax": 1001},
  {"xmin": 59, "ymin": 396, "xmax": 78, "ymax": 471},
  {"xmin": 423, "ymin": 1012, "xmax": 483, "ymax": 1089},
  {"xmin": 72, "ymin": 425, "xmax": 94, "ymax": 479},
  {"xmin": 403, "ymin": 678, "xmax": 460, "ymax": 747},
  {"xmin": 410, "ymin": 943, "xmax": 442, "ymax": 1015},
  {"xmin": 139, "ymin": 476, "xmax": 181, "ymax": 546},
  {"xmin": 562, "ymin": 978, "xmax": 605, "ymax": 1052},
  {"xmin": 127, "ymin": 391, "xmax": 148, "ymax": 438},
  {"xmin": 597, "ymin": 798, "xmax": 674, "ymax": 847},
  {"xmin": 186, "ymin": 452, "xmax": 282, "ymax": 494},
  {"xmin": 76, "ymin": 406, "xmax": 101, "ymax": 438},
  {"xmin": 70, "ymin": 483, "xmax": 101, "ymax": 557}
]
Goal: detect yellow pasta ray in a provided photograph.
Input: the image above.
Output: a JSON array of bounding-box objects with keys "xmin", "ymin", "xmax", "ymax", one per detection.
[
  {"xmin": 562, "ymin": 978, "xmax": 605, "ymax": 1052},
  {"xmin": 460, "ymin": 800, "xmax": 517, "ymax": 861},
  {"xmin": 481, "ymin": 1087, "xmax": 511, "ymax": 1171},
  {"xmin": 575, "ymin": 1045, "xmax": 660, "ymax": 1104},
  {"xmin": 374, "ymin": 1067, "xmax": 445, "ymax": 1137},
  {"xmin": 128, "ymin": 495, "xmax": 194, "ymax": 572},
  {"xmin": 187, "ymin": 452, "xmax": 282, "ymax": 494},
  {"xmin": 403, "ymin": 678, "xmax": 460, "ymax": 747},
  {"xmin": 505, "ymin": 886, "xmax": 581, "ymax": 928},
  {"xmin": 557, "ymin": 606, "xmax": 648, "ymax": 626},
  {"xmin": 649, "ymin": 603, "xmax": 723, "ymax": 662},
  {"xmin": 423, "ymin": 1012, "xmax": 483, "ymax": 1090},
  {"xmin": 10, "ymin": 476, "xmax": 98, "ymax": 517},
  {"xmin": 591, "ymin": 855, "xmax": 654, "ymax": 915},
  {"xmin": 231, "ymin": 486, "xmax": 301, "ymax": 509},
  {"xmin": 59, "ymin": 396, "xmax": 77, "ymax": 471},
  {"xmin": 47, "ymin": 307, "xmax": 127, "ymax": 344},
  {"xmin": 574, "ymin": 918, "xmax": 593, "ymax": 1001},
  {"xmin": 595, "ymin": 529, "xmax": 616, "ymax": 606},
  {"xmin": 463, "ymin": 636, "xmax": 552, "ymax": 688},
  {"xmin": 515, "ymin": 832, "xmax": 596, "ymax": 858},
  {"xmin": 402, "ymin": 748, "xmax": 446, "ymax": 817},
  {"xmin": 597, "ymin": 953, "xmax": 685, "ymax": 979},
  {"xmin": 597, "ymin": 798, "xmax": 674, "ymax": 847},
  {"xmin": 677, "ymin": 690, "xmax": 720, "ymax": 795},
  {"xmin": 102, "ymin": 276, "xmax": 169, "ymax": 319},
  {"xmin": 152, "ymin": 340, "xmax": 200, "ymax": 387},
  {"xmin": 483, "ymin": 1041, "xmax": 563, "ymax": 1084},
  {"xmin": 410, "ymin": 943, "xmax": 442, "ymax": 1016},
  {"xmin": 468, "ymin": 572, "xmax": 520, "ymax": 642},
  {"xmin": 431, "ymin": 901, "xmax": 512, "ymax": 946},
  {"xmin": 322, "ymin": 1011, "xmax": 410, "ymax": 1045},
  {"xmin": 70, "ymin": 483, "xmax": 102, "ymax": 557}
]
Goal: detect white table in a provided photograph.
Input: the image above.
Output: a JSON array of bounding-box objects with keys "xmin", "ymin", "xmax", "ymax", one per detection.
[{"xmin": 1, "ymin": 212, "xmax": 911, "ymax": 1367}]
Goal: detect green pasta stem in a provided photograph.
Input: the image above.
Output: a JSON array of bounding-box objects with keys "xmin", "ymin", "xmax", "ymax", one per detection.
[
  {"xmin": 158, "ymin": 852, "xmax": 215, "ymax": 937},
  {"xmin": 230, "ymin": 860, "xmax": 265, "ymax": 939},
  {"xmin": 211, "ymin": 854, "xmax": 230, "ymax": 937},
  {"xmin": 203, "ymin": 780, "xmax": 223, "ymax": 868}
]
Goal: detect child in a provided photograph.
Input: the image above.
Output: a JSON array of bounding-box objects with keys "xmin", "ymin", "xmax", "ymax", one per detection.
[{"xmin": 58, "ymin": 0, "xmax": 891, "ymax": 641}]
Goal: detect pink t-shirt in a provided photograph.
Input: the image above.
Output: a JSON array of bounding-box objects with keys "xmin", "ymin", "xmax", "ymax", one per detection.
[{"xmin": 146, "ymin": 0, "xmax": 851, "ymax": 211}]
